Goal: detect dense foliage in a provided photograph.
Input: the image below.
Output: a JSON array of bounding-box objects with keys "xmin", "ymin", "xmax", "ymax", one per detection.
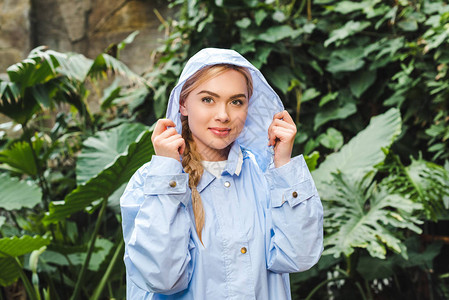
[{"xmin": 0, "ymin": 0, "xmax": 448, "ymax": 299}]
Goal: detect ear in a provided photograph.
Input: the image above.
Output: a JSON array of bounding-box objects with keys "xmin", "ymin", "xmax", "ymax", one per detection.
[{"xmin": 179, "ymin": 101, "xmax": 188, "ymax": 116}]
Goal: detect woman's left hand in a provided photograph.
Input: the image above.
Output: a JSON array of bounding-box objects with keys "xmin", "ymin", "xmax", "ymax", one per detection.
[{"xmin": 268, "ymin": 110, "xmax": 297, "ymax": 168}]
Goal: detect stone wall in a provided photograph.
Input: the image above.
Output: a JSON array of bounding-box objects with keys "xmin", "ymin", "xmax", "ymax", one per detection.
[
  {"xmin": 0, "ymin": 0, "xmax": 171, "ymax": 129},
  {"xmin": 0, "ymin": 0, "xmax": 170, "ymax": 74},
  {"xmin": 0, "ymin": 0, "xmax": 31, "ymax": 72}
]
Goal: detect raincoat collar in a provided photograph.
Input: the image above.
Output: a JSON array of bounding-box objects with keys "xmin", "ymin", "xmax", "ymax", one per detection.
[
  {"xmin": 167, "ymin": 48, "xmax": 284, "ymax": 172},
  {"xmin": 197, "ymin": 141, "xmax": 243, "ymax": 193}
]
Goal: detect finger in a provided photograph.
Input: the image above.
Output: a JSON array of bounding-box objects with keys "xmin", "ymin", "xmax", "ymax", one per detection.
[
  {"xmin": 163, "ymin": 133, "xmax": 182, "ymax": 144},
  {"xmin": 155, "ymin": 127, "xmax": 178, "ymax": 140},
  {"xmin": 271, "ymin": 126, "xmax": 295, "ymax": 141},
  {"xmin": 280, "ymin": 110, "xmax": 295, "ymax": 125},
  {"xmin": 268, "ymin": 122, "xmax": 277, "ymax": 146},
  {"xmin": 166, "ymin": 137, "xmax": 185, "ymax": 155},
  {"xmin": 152, "ymin": 119, "xmax": 176, "ymax": 138},
  {"xmin": 271, "ymin": 118, "xmax": 297, "ymax": 131},
  {"xmin": 273, "ymin": 110, "xmax": 295, "ymax": 125},
  {"xmin": 178, "ymin": 138, "xmax": 186, "ymax": 155},
  {"xmin": 272, "ymin": 111, "xmax": 284, "ymax": 120}
]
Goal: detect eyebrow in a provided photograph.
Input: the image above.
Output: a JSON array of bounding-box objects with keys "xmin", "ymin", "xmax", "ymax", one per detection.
[{"xmin": 197, "ymin": 90, "xmax": 247, "ymax": 99}]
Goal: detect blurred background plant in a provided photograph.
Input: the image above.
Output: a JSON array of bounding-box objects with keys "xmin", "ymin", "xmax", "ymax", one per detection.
[{"xmin": 0, "ymin": 0, "xmax": 448, "ymax": 299}]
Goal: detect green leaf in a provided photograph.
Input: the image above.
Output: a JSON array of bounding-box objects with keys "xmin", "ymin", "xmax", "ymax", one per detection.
[
  {"xmin": 326, "ymin": 47, "xmax": 366, "ymax": 73},
  {"xmin": 319, "ymin": 91, "xmax": 338, "ymax": 107},
  {"xmin": 0, "ymin": 137, "xmax": 44, "ymax": 176},
  {"xmin": 43, "ymin": 129, "xmax": 154, "ymax": 224},
  {"xmin": 349, "ymin": 70, "xmax": 377, "ymax": 98},
  {"xmin": 250, "ymin": 45, "xmax": 271, "ymax": 69},
  {"xmin": 89, "ymin": 53, "xmax": 144, "ymax": 84},
  {"xmin": 0, "ymin": 173, "xmax": 42, "ymax": 210},
  {"xmin": 236, "ymin": 18, "xmax": 251, "ymax": 28},
  {"xmin": 255, "ymin": 9, "xmax": 268, "ymax": 26},
  {"xmin": 56, "ymin": 52, "xmax": 93, "ymax": 82},
  {"xmin": 272, "ymin": 11, "xmax": 286, "ymax": 23},
  {"xmin": 314, "ymin": 102, "xmax": 357, "ymax": 130},
  {"xmin": 0, "ymin": 235, "xmax": 50, "ymax": 258},
  {"xmin": 257, "ymin": 25, "xmax": 301, "ymax": 43},
  {"xmin": 324, "ymin": 21, "xmax": 370, "ymax": 47},
  {"xmin": 304, "ymin": 151, "xmax": 320, "ymax": 171},
  {"xmin": 0, "ymin": 257, "xmax": 19, "ymax": 286},
  {"xmin": 267, "ymin": 66, "xmax": 293, "ymax": 94},
  {"xmin": 323, "ymin": 172, "xmax": 422, "ymax": 259},
  {"xmin": 397, "ymin": 19, "xmax": 418, "ymax": 32},
  {"xmin": 0, "ymin": 81, "xmax": 39, "ymax": 125},
  {"xmin": 61, "ymin": 238, "xmax": 113, "ymax": 271},
  {"xmin": 382, "ymin": 155, "xmax": 449, "ymax": 220},
  {"xmin": 318, "ymin": 127, "xmax": 344, "ymax": 150},
  {"xmin": 100, "ymin": 79, "xmax": 122, "ymax": 110},
  {"xmin": 76, "ymin": 123, "xmax": 148, "ymax": 184},
  {"xmin": 333, "ymin": 1, "xmax": 369, "ymax": 14},
  {"xmin": 301, "ymin": 88, "xmax": 321, "ymax": 103},
  {"xmin": 313, "ymin": 108, "xmax": 402, "ymax": 197},
  {"xmin": 118, "ymin": 30, "xmax": 140, "ymax": 51}
]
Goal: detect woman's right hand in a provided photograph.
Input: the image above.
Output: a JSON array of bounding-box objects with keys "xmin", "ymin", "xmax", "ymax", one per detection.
[{"xmin": 151, "ymin": 119, "xmax": 186, "ymax": 162}]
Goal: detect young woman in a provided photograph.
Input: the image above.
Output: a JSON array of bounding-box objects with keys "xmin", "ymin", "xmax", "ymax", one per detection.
[{"xmin": 121, "ymin": 48, "xmax": 323, "ymax": 299}]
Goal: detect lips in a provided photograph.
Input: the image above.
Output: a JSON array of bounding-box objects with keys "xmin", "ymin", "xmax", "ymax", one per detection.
[{"xmin": 209, "ymin": 127, "xmax": 231, "ymax": 137}]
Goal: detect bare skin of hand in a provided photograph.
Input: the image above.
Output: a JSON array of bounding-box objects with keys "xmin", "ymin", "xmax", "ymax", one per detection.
[
  {"xmin": 267, "ymin": 110, "xmax": 297, "ymax": 168},
  {"xmin": 151, "ymin": 119, "xmax": 186, "ymax": 162}
]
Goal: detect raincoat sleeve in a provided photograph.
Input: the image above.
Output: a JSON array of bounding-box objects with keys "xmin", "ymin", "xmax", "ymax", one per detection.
[
  {"xmin": 120, "ymin": 155, "xmax": 195, "ymax": 295},
  {"xmin": 263, "ymin": 154, "xmax": 323, "ymax": 273}
]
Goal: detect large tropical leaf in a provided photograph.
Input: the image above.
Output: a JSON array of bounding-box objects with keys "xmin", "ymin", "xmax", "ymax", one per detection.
[
  {"xmin": 0, "ymin": 235, "xmax": 50, "ymax": 287},
  {"xmin": 43, "ymin": 128, "xmax": 154, "ymax": 224},
  {"xmin": 312, "ymin": 108, "xmax": 401, "ymax": 199},
  {"xmin": 0, "ymin": 80, "xmax": 39, "ymax": 125},
  {"xmin": 39, "ymin": 238, "xmax": 113, "ymax": 272},
  {"xmin": 1, "ymin": 47, "xmax": 144, "ymax": 126},
  {"xmin": 0, "ymin": 235, "xmax": 50, "ymax": 258},
  {"xmin": 88, "ymin": 53, "xmax": 144, "ymax": 84},
  {"xmin": 381, "ymin": 155, "xmax": 449, "ymax": 220},
  {"xmin": 0, "ymin": 257, "xmax": 19, "ymax": 286},
  {"xmin": 7, "ymin": 47, "xmax": 69, "ymax": 91},
  {"xmin": 0, "ymin": 173, "xmax": 42, "ymax": 210},
  {"xmin": 0, "ymin": 136, "xmax": 44, "ymax": 176},
  {"xmin": 76, "ymin": 123, "xmax": 147, "ymax": 184},
  {"xmin": 323, "ymin": 172, "xmax": 423, "ymax": 259}
]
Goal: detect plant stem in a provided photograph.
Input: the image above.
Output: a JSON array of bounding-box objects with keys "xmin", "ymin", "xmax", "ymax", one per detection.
[
  {"xmin": 305, "ymin": 276, "xmax": 347, "ymax": 300},
  {"xmin": 22, "ymin": 124, "xmax": 51, "ymax": 206},
  {"xmin": 307, "ymin": 0, "xmax": 312, "ymax": 21},
  {"xmin": 70, "ymin": 197, "xmax": 108, "ymax": 300},
  {"xmin": 90, "ymin": 239, "xmax": 124, "ymax": 300},
  {"xmin": 14, "ymin": 257, "xmax": 38, "ymax": 300},
  {"xmin": 355, "ymin": 281, "xmax": 368, "ymax": 300},
  {"xmin": 364, "ymin": 279, "xmax": 373, "ymax": 300}
]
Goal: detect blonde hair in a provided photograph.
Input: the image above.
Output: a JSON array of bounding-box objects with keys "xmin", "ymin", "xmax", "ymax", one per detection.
[{"xmin": 180, "ymin": 64, "xmax": 253, "ymax": 244}]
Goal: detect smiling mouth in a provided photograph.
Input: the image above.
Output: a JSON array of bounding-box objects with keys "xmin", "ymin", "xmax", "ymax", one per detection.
[{"xmin": 209, "ymin": 127, "xmax": 231, "ymax": 137}]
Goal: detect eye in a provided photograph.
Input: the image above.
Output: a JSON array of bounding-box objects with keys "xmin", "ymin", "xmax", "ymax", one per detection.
[
  {"xmin": 231, "ymin": 99, "xmax": 244, "ymax": 106},
  {"xmin": 201, "ymin": 97, "xmax": 214, "ymax": 104}
]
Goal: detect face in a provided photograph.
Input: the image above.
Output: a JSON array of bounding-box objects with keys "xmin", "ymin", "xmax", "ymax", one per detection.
[{"xmin": 180, "ymin": 69, "xmax": 249, "ymax": 161}]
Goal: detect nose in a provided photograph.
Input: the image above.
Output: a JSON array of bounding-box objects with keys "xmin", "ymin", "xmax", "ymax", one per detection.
[{"xmin": 215, "ymin": 104, "xmax": 230, "ymax": 123}]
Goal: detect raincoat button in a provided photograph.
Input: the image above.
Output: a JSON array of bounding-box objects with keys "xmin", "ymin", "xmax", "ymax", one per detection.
[
  {"xmin": 224, "ymin": 181, "xmax": 231, "ymax": 188},
  {"xmin": 240, "ymin": 247, "xmax": 247, "ymax": 254},
  {"xmin": 169, "ymin": 181, "xmax": 177, "ymax": 188},
  {"xmin": 292, "ymin": 191, "xmax": 298, "ymax": 198}
]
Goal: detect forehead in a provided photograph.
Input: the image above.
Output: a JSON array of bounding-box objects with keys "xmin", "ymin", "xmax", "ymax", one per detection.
[{"xmin": 193, "ymin": 69, "xmax": 247, "ymax": 93}]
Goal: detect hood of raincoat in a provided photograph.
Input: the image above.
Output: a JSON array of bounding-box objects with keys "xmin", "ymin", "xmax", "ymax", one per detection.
[{"xmin": 166, "ymin": 48, "xmax": 284, "ymax": 172}]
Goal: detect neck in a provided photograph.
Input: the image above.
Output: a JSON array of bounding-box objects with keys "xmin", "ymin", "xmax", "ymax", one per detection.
[{"xmin": 196, "ymin": 142, "xmax": 232, "ymax": 161}]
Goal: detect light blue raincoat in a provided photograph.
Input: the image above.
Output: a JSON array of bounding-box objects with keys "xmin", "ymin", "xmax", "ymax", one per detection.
[{"xmin": 120, "ymin": 48, "xmax": 323, "ymax": 299}]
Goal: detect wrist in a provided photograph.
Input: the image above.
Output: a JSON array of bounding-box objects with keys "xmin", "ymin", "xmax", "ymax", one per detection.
[{"xmin": 274, "ymin": 157, "xmax": 291, "ymax": 168}]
